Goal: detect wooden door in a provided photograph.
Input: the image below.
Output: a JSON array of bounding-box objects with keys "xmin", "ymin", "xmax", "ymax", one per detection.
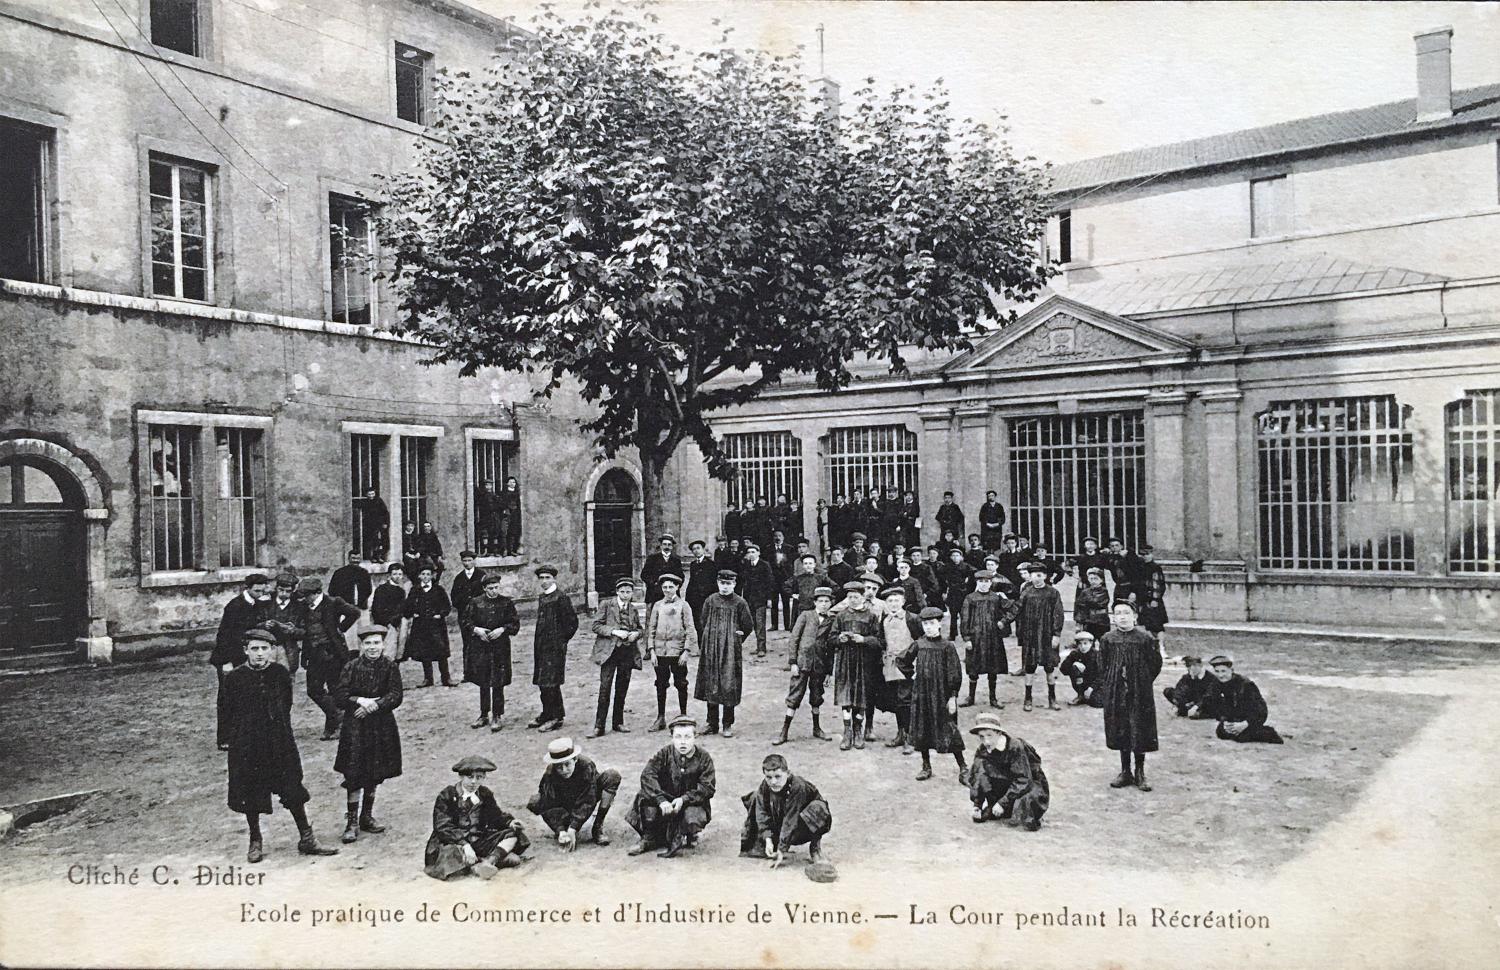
[
  {"xmin": 593, "ymin": 505, "xmax": 634, "ymax": 592},
  {"xmin": 0, "ymin": 510, "xmax": 84, "ymax": 655}
]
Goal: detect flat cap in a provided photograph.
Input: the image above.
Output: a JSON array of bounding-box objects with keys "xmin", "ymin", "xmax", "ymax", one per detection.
[
  {"xmin": 667, "ymin": 714, "xmax": 697, "ymax": 730},
  {"xmin": 355, "ymin": 623, "xmax": 388, "ymax": 639},
  {"xmin": 716, "ymin": 569, "xmax": 738, "ymax": 581},
  {"xmin": 880, "ymin": 585, "xmax": 905, "ymax": 599},
  {"xmin": 812, "ymin": 586, "xmax": 835, "ymax": 600},
  {"xmin": 452, "ymin": 755, "xmax": 497, "ymax": 774},
  {"xmin": 918, "ymin": 606, "xmax": 944, "ymax": 620},
  {"xmin": 1072, "ymin": 629, "xmax": 1096, "ymax": 641},
  {"xmin": 850, "ymin": 532, "xmax": 867, "ymax": 541},
  {"xmin": 1182, "ymin": 654, "xmax": 1204, "ymax": 665},
  {"xmin": 657, "ymin": 573, "xmax": 684, "ymax": 586},
  {"xmin": 859, "ymin": 571, "xmax": 884, "ymax": 585},
  {"xmin": 842, "ymin": 580, "xmax": 867, "ymax": 592},
  {"xmin": 245, "ymin": 573, "xmax": 271, "ymax": 585},
  {"xmin": 298, "ymin": 576, "xmax": 323, "ymax": 593},
  {"xmin": 1208, "ymin": 655, "xmax": 1233, "ymax": 668},
  {"xmin": 242, "ymin": 626, "xmax": 278, "ymax": 645},
  {"xmin": 274, "ymin": 572, "xmax": 298, "ymax": 587},
  {"xmin": 534, "ymin": 564, "xmax": 559, "ymax": 578},
  {"xmin": 974, "ymin": 569, "xmax": 996, "ymax": 580},
  {"xmin": 614, "ymin": 576, "xmax": 636, "ymax": 590}
]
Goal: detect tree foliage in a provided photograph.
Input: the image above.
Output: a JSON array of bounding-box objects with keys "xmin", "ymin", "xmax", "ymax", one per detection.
[{"xmin": 378, "ymin": 4, "xmax": 1053, "ymax": 525}]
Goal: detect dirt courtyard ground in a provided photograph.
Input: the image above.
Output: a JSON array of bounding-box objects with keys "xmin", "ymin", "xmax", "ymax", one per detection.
[{"xmin": 0, "ymin": 621, "xmax": 1482, "ymax": 886}]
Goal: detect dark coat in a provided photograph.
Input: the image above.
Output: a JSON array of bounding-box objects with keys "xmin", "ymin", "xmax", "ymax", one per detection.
[
  {"xmin": 424, "ymin": 785, "xmax": 525, "ymax": 879},
  {"xmin": 787, "ymin": 609, "xmax": 833, "ymax": 676},
  {"xmin": 740, "ymin": 774, "xmax": 830, "ymax": 853},
  {"xmin": 303, "ymin": 594, "xmax": 361, "ymax": 669},
  {"xmin": 371, "ymin": 581, "xmax": 407, "ymax": 627},
  {"xmin": 415, "ymin": 532, "xmax": 445, "ymax": 568},
  {"xmin": 977, "ymin": 501, "xmax": 1006, "ymax": 544},
  {"xmin": 401, "ymin": 584, "xmax": 451, "ymax": 661},
  {"xmin": 935, "ymin": 502, "xmax": 965, "ymax": 541},
  {"xmin": 461, "ymin": 594, "xmax": 520, "ymax": 687},
  {"xmin": 938, "ymin": 560, "xmax": 974, "ymax": 610},
  {"xmin": 591, "ymin": 597, "xmax": 644, "ymax": 668},
  {"xmin": 961, "ymin": 589, "xmax": 1020, "ymax": 674},
  {"xmin": 1061, "ymin": 647, "xmax": 1103, "ymax": 697},
  {"xmin": 499, "ymin": 489, "xmax": 522, "ymax": 543},
  {"xmin": 640, "ymin": 553, "xmax": 685, "ymax": 606},
  {"xmin": 329, "ymin": 564, "xmax": 373, "ymax": 609},
  {"xmin": 736, "ymin": 558, "xmax": 777, "ymax": 607},
  {"xmin": 722, "ymin": 509, "xmax": 742, "ymax": 544},
  {"xmin": 533, "ymin": 754, "xmax": 611, "ymax": 830},
  {"xmin": 684, "ymin": 556, "xmax": 718, "ymax": 619},
  {"xmin": 910, "ymin": 562, "xmax": 941, "ymax": 601},
  {"xmin": 901, "ymin": 637, "xmax": 965, "ymax": 752},
  {"xmin": 695, "ymin": 592, "xmax": 753, "ymax": 705},
  {"xmin": 831, "ymin": 606, "xmax": 883, "ymax": 709},
  {"xmin": 628, "ymin": 744, "xmax": 716, "ymax": 829},
  {"xmin": 1204, "ymin": 673, "xmax": 1270, "ymax": 728},
  {"xmin": 1073, "ymin": 582, "xmax": 1113, "ymax": 631},
  {"xmin": 256, "ymin": 596, "xmax": 308, "ymax": 651},
  {"xmin": 333, "ymin": 655, "xmax": 403, "ymax": 787},
  {"xmin": 1165, "ymin": 671, "xmax": 1214, "ymax": 714},
  {"xmin": 969, "ymin": 734, "xmax": 1048, "ymax": 820},
  {"xmin": 449, "ymin": 568, "xmax": 487, "ymax": 618},
  {"xmin": 1099, "ymin": 628, "xmax": 1162, "ymax": 752},
  {"xmin": 1017, "ymin": 583, "xmax": 1066, "ymax": 669},
  {"xmin": 783, "ymin": 569, "xmax": 832, "ymax": 612},
  {"xmin": 532, "ymin": 588, "xmax": 579, "ymax": 687},
  {"xmin": 224, "ymin": 663, "xmax": 308, "ymax": 814},
  {"xmin": 211, "ymin": 592, "xmax": 261, "ymax": 666}
]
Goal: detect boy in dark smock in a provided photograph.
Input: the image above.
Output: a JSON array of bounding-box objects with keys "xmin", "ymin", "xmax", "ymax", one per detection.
[
  {"xmin": 462, "ymin": 572, "xmax": 521, "ymax": 731},
  {"xmin": 1163, "ymin": 655, "xmax": 1213, "ymax": 717},
  {"xmin": 1060, "ymin": 631, "xmax": 1104, "ymax": 708},
  {"xmin": 967, "ymin": 712, "xmax": 1049, "ymax": 831},
  {"xmin": 959, "ymin": 570, "xmax": 1019, "ymax": 709},
  {"xmin": 530, "ymin": 564, "xmax": 579, "ymax": 731},
  {"xmin": 739, "ymin": 754, "xmax": 831, "ymax": 866},
  {"xmin": 901, "ymin": 607, "xmax": 969, "ymax": 784},
  {"xmin": 694, "ymin": 570, "xmax": 754, "ymax": 737},
  {"xmin": 1099, "ymin": 601, "xmax": 1163, "ymax": 792},
  {"xmin": 425, "ymin": 755, "xmax": 528, "ymax": 880},
  {"xmin": 830, "ymin": 582, "xmax": 883, "ymax": 751},
  {"xmin": 224, "ymin": 627, "xmax": 338, "ymax": 863},
  {"xmin": 1016, "ymin": 564, "xmax": 1066, "ymax": 712},
  {"xmin": 528, "ymin": 737, "xmax": 622, "ymax": 848},
  {"xmin": 1204, "ymin": 656, "xmax": 1284, "ymax": 744},
  {"xmin": 400, "ymin": 560, "xmax": 454, "ymax": 688},
  {"xmin": 335, "ymin": 625, "xmax": 404, "ymax": 842},
  {"xmin": 626, "ymin": 715, "xmax": 717, "ymax": 858}
]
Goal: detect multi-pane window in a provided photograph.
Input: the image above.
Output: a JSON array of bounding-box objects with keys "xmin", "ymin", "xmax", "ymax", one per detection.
[
  {"xmin": 471, "ymin": 437, "xmax": 517, "ymax": 554},
  {"xmin": 1447, "ymin": 390, "xmax": 1500, "ymax": 573},
  {"xmin": 147, "ymin": 424, "xmax": 200, "ymax": 571},
  {"xmin": 1256, "ymin": 396, "xmax": 1416, "ymax": 571},
  {"xmin": 0, "ymin": 119, "xmax": 50, "ymax": 283},
  {"xmin": 149, "ymin": 156, "xmax": 212, "ymax": 301},
  {"xmin": 822, "ymin": 425, "xmax": 918, "ymax": 503},
  {"xmin": 329, "ymin": 194, "xmax": 378, "ymax": 327},
  {"xmin": 394, "ymin": 42, "xmax": 432, "ymax": 124},
  {"xmin": 1055, "ymin": 209, "xmax": 1072, "ymax": 264},
  {"xmin": 350, "ymin": 434, "xmax": 387, "ymax": 560},
  {"xmin": 399, "ymin": 435, "xmax": 433, "ymax": 530},
  {"xmin": 215, "ymin": 428, "xmax": 263, "ymax": 568},
  {"xmin": 150, "ymin": 0, "xmax": 200, "ymax": 56},
  {"xmin": 1250, "ymin": 175, "xmax": 1290, "ymax": 238},
  {"xmin": 1009, "ymin": 411, "xmax": 1146, "ymax": 554},
  {"xmin": 722, "ymin": 432, "xmax": 803, "ymax": 509}
]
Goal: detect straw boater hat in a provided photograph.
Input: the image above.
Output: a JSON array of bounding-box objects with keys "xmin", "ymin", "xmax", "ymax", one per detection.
[
  {"xmin": 545, "ymin": 737, "xmax": 581, "ymax": 765},
  {"xmin": 969, "ymin": 712, "xmax": 1006, "ymax": 735},
  {"xmin": 452, "ymin": 755, "xmax": 497, "ymax": 774}
]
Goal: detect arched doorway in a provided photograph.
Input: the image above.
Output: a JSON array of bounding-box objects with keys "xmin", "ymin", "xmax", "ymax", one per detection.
[
  {"xmin": 591, "ymin": 467, "xmax": 638, "ymax": 595},
  {"xmin": 0, "ymin": 456, "xmax": 87, "ymax": 659}
]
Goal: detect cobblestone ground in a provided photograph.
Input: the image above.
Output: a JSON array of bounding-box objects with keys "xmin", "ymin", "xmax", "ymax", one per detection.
[{"xmin": 0, "ymin": 620, "xmax": 1485, "ymax": 888}]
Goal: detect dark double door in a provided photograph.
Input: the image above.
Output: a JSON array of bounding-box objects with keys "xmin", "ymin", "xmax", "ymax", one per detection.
[
  {"xmin": 0, "ymin": 510, "xmax": 84, "ymax": 656},
  {"xmin": 592, "ymin": 504, "xmax": 634, "ymax": 593}
]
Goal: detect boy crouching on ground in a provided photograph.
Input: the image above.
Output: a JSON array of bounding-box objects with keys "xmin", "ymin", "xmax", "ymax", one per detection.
[
  {"xmin": 968, "ymin": 712, "xmax": 1049, "ymax": 831},
  {"xmin": 739, "ymin": 754, "xmax": 832, "ymax": 867},
  {"xmin": 528, "ymin": 737, "xmax": 622, "ymax": 849},
  {"xmin": 424, "ymin": 756, "xmax": 529, "ymax": 879}
]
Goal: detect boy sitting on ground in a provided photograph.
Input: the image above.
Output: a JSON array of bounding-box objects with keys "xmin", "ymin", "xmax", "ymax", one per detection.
[{"xmin": 424, "ymin": 755, "xmax": 528, "ymax": 880}]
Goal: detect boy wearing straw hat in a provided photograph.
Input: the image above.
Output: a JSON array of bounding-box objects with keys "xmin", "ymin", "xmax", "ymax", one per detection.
[
  {"xmin": 528, "ymin": 737, "xmax": 623, "ymax": 849},
  {"xmin": 424, "ymin": 755, "xmax": 529, "ymax": 879},
  {"xmin": 968, "ymin": 713, "xmax": 1049, "ymax": 831}
]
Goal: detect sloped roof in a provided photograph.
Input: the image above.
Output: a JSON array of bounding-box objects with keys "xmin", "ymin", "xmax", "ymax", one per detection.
[
  {"xmin": 1058, "ymin": 255, "xmax": 1447, "ymax": 316},
  {"xmin": 1050, "ymin": 82, "xmax": 1500, "ymax": 195}
]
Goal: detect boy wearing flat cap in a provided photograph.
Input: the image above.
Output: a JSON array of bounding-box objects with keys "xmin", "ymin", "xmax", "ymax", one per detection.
[
  {"xmin": 1204, "ymin": 656, "xmax": 1284, "ymax": 744},
  {"xmin": 298, "ymin": 576, "xmax": 361, "ymax": 740},
  {"xmin": 626, "ymin": 715, "xmax": 717, "ymax": 858},
  {"xmin": 334, "ymin": 624, "xmax": 404, "ymax": 843},
  {"xmin": 644, "ymin": 573, "xmax": 698, "ymax": 730},
  {"xmin": 968, "ymin": 712, "xmax": 1049, "ymax": 831},
  {"xmin": 528, "ymin": 737, "xmax": 623, "ymax": 848},
  {"xmin": 590, "ymin": 577, "xmax": 644, "ymax": 738},
  {"xmin": 530, "ymin": 565, "xmax": 580, "ymax": 731},
  {"xmin": 736, "ymin": 543, "xmax": 777, "ymax": 659},
  {"xmin": 1060, "ymin": 630, "xmax": 1104, "ymax": 708},
  {"xmin": 212, "ymin": 573, "xmax": 271, "ymax": 749},
  {"xmin": 901, "ymin": 607, "xmax": 969, "ymax": 784},
  {"xmin": 1164, "ymin": 655, "xmax": 1213, "ymax": 718},
  {"xmin": 463, "ymin": 572, "xmax": 521, "ymax": 731},
  {"xmin": 256, "ymin": 571, "xmax": 307, "ymax": 675},
  {"xmin": 739, "ymin": 753, "xmax": 831, "ymax": 866},
  {"xmin": 696, "ymin": 570, "xmax": 754, "ymax": 737},
  {"xmin": 425, "ymin": 756, "xmax": 529, "ymax": 879},
  {"xmin": 775, "ymin": 586, "xmax": 836, "ymax": 745},
  {"xmin": 224, "ymin": 627, "xmax": 339, "ymax": 863},
  {"xmin": 1016, "ymin": 563, "xmax": 1066, "ymax": 712},
  {"xmin": 1099, "ymin": 601, "xmax": 1162, "ymax": 792},
  {"xmin": 959, "ymin": 569, "xmax": 1020, "ymax": 710},
  {"xmin": 401, "ymin": 559, "xmax": 455, "ymax": 688},
  {"xmin": 830, "ymin": 581, "xmax": 884, "ymax": 751}
]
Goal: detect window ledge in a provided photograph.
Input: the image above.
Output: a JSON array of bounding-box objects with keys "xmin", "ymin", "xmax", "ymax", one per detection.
[
  {"xmin": 140, "ymin": 566, "xmax": 265, "ymax": 589},
  {"xmin": 475, "ymin": 555, "xmax": 528, "ymax": 569},
  {"xmin": 1248, "ymin": 570, "xmax": 1500, "ymax": 590}
]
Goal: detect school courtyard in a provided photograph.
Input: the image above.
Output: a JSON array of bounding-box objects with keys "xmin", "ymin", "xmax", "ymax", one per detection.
[{"xmin": 2, "ymin": 623, "xmax": 1496, "ymax": 888}]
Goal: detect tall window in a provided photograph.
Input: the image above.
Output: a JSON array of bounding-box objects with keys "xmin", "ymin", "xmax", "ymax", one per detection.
[
  {"xmin": 722, "ymin": 432, "xmax": 802, "ymax": 509},
  {"xmin": 399, "ymin": 435, "xmax": 433, "ymax": 530},
  {"xmin": 471, "ymin": 436, "xmax": 518, "ymax": 554},
  {"xmin": 350, "ymin": 434, "xmax": 387, "ymax": 560},
  {"xmin": 329, "ymin": 194, "xmax": 377, "ymax": 326},
  {"xmin": 150, "ymin": 0, "xmax": 200, "ymax": 56},
  {"xmin": 1250, "ymin": 175, "xmax": 1290, "ymax": 238},
  {"xmin": 823, "ymin": 425, "xmax": 918, "ymax": 503},
  {"xmin": 394, "ymin": 42, "xmax": 432, "ymax": 124},
  {"xmin": 215, "ymin": 427, "xmax": 263, "ymax": 568},
  {"xmin": 1009, "ymin": 411, "xmax": 1146, "ymax": 553},
  {"xmin": 148, "ymin": 424, "xmax": 200, "ymax": 571},
  {"xmin": 149, "ymin": 156, "xmax": 212, "ymax": 301},
  {"xmin": 0, "ymin": 119, "xmax": 50, "ymax": 283},
  {"xmin": 1056, "ymin": 209, "xmax": 1072, "ymax": 263},
  {"xmin": 1256, "ymin": 396, "xmax": 1416, "ymax": 571},
  {"xmin": 1447, "ymin": 389, "xmax": 1500, "ymax": 573}
]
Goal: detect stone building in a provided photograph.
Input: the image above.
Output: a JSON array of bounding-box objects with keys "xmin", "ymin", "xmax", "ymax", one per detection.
[
  {"xmin": 0, "ymin": 0, "xmax": 644, "ymax": 666},
  {"xmin": 667, "ymin": 27, "xmax": 1500, "ymax": 633}
]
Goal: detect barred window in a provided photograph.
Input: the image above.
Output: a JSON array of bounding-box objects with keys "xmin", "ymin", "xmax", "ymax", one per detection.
[
  {"xmin": 215, "ymin": 427, "xmax": 264, "ymax": 568},
  {"xmin": 722, "ymin": 432, "xmax": 802, "ymax": 508},
  {"xmin": 399, "ymin": 435, "xmax": 433, "ymax": 530},
  {"xmin": 822, "ymin": 425, "xmax": 918, "ymax": 502},
  {"xmin": 471, "ymin": 436, "xmax": 519, "ymax": 554},
  {"xmin": 148, "ymin": 156, "xmax": 212, "ymax": 302},
  {"xmin": 1447, "ymin": 389, "xmax": 1500, "ymax": 573},
  {"xmin": 329, "ymin": 194, "xmax": 378, "ymax": 327},
  {"xmin": 1009, "ymin": 411, "xmax": 1146, "ymax": 554},
  {"xmin": 147, "ymin": 424, "xmax": 200, "ymax": 571},
  {"xmin": 1256, "ymin": 396, "xmax": 1416, "ymax": 571}
]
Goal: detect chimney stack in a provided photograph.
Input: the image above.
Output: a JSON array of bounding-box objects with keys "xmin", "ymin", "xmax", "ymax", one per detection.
[
  {"xmin": 816, "ymin": 76, "xmax": 841, "ymax": 124},
  {"xmin": 1414, "ymin": 26, "xmax": 1453, "ymax": 122}
]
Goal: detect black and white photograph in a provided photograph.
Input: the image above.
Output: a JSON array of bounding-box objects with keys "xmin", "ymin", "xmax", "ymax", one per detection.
[{"xmin": 1, "ymin": 1, "xmax": 1498, "ymax": 967}]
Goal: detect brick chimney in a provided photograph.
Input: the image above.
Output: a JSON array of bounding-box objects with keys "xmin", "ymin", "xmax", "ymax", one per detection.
[
  {"xmin": 816, "ymin": 76, "xmax": 841, "ymax": 124},
  {"xmin": 1414, "ymin": 26, "xmax": 1453, "ymax": 122}
]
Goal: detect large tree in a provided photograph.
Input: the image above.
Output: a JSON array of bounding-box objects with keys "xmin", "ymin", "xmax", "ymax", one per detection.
[{"xmin": 378, "ymin": 6, "xmax": 1053, "ymax": 541}]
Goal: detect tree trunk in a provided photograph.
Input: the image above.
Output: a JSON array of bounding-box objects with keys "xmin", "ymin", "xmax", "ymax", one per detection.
[{"xmin": 640, "ymin": 448, "xmax": 670, "ymax": 551}]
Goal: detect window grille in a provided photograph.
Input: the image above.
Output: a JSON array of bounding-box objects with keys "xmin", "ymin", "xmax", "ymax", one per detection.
[
  {"xmin": 350, "ymin": 434, "xmax": 385, "ymax": 558},
  {"xmin": 471, "ymin": 438, "xmax": 516, "ymax": 552},
  {"xmin": 329, "ymin": 195, "xmax": 377, "ymax": 326},
  {"xmin": 1009, "ymin": 411, "xmax": 1145, "ymax": 554},
  {"xmin": 1447, "ymin": 389, "xmax": 1500, "ymax": 573},
  {"xmin": 148, "ymin": 424, "xmax": 200, "ymax": 570},
  {"xmin": 215, "ymin": 427, "xmax": 261, "ymax": 568},
  {"xmin": 822, "ymin": 425, "xmax": 918, "ymax": 503},
  {"xmin": 1256, "ymin": 396, "xmax": 1416, "ymax": 571},
  {"xmin": 722, "ymin": 432, "xmax": 803, "ymax": 509},
  {"xmin": 148, "ymin": 156, "xmax": 212, "ymax": 301},
  {"xmin": 399, "ymin": 435, "xmax": 433, "ymax": 530}
]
